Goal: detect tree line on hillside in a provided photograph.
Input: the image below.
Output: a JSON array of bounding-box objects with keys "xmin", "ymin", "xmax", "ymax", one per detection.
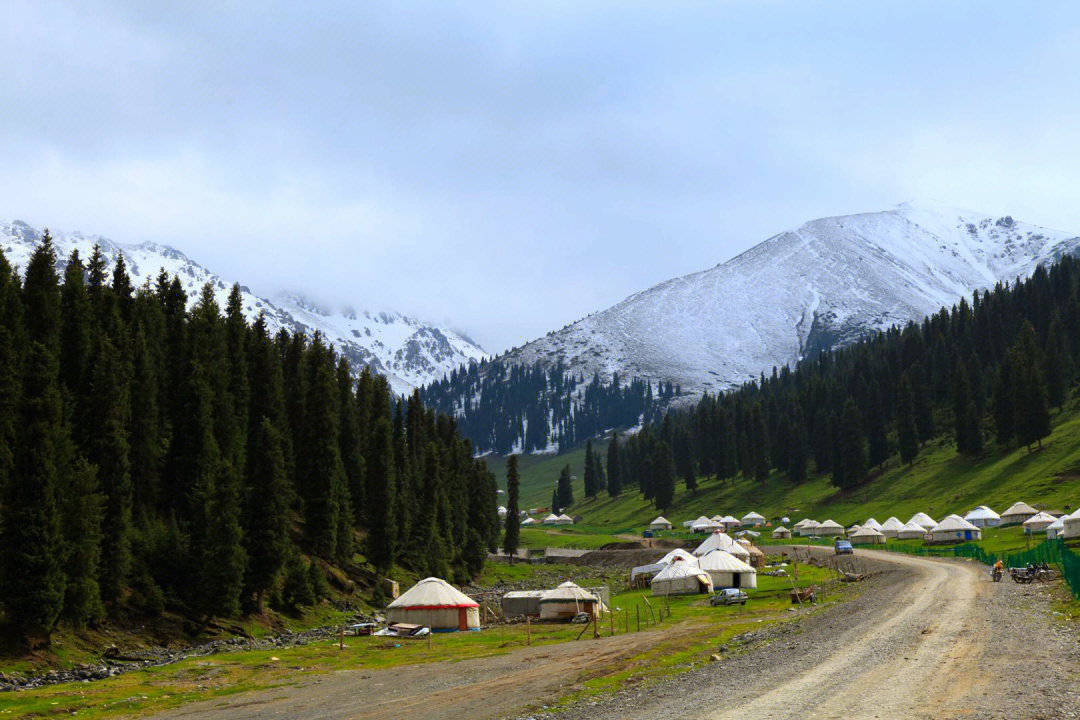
[
  {"xmin": 539, "ymin": 257, "xmax": 1080, "ymax": 515},
  {"xmin": 0, "ymin": 236, "xmax": 497, "ymax": 643},
  {"xmin": 420, "ymin": 360, "xmax": 675, "ymax": 455}
]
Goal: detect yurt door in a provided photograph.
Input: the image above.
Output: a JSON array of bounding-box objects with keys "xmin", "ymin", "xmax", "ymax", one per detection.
[
  {"xmin": 964, "ymin": 530, "xmax": 972, "ymax": 541},
  {"xmin": 733, "ymin": 574, "xmax": 741, "ymax": 589},
  {"xmin": 458, "ymin": 608, "xmax": 468, "ymax": 631}
]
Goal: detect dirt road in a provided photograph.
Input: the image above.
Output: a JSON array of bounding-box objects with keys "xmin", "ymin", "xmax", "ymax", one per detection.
[{"xmin": 147, "ymin": 551, "xmax": 1080, "ymax": 720}]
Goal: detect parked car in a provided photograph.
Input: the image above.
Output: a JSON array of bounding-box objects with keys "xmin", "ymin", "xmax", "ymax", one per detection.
[
  {"xmin": 834, "ymin": 539, "xmax": 854, "ymax": 555},
  {"xmin": 710, "ymin": 588, "xmax": 749, "ymax": 606}
]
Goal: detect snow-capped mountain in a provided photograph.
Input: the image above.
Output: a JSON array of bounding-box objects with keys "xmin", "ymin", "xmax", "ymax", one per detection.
[
  {"xmin": 503, "ymin": 200, "xmax": 1080, "ymax": 395},
  {"xmin": 0, "ymin": 220, "xmax": 486, "ymax": 394}
]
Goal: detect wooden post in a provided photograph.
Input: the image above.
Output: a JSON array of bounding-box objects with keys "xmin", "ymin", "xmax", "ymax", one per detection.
[
  {"xmin": 526, "ymin": 616, "xmax": 532, "ymax": 646},
  {"xmin": 593, "ymin": 611, "xmax": 600, "ymax": 640},
  {"xmin": 636, "ymin": 604, "xmax": 640, "ymax": 632},
  {"xmin": 624, "ymin": 609, "xmax": 628, "ymax": 634},
  {"xmin": 428, "ymin": 627, "xmax": 433, "ymax": 651},
  {"xmin": 610, "ymin": 609, "xmax": 614, "ymax": 636},
  {"xmin": 339, "ymin": 621, "xmax": 345, "ymax": 650}
]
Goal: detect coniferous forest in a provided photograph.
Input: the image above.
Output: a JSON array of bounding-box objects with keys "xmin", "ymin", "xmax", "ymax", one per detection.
[
  {"xmin": 613, "ymin": 257, "xmax": 1078, "ymax": 511},
  {"xmin": 0, "ymin": 235, "xmax": 498, "ymax": 643}
]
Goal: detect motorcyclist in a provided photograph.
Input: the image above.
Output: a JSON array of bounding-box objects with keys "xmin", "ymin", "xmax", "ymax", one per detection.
[{"xmin": 992, "ymin": 559, "xmax": 1004, "ymax": 581}]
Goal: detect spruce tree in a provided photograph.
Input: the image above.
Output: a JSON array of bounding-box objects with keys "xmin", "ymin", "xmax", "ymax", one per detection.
[
  {"xmin": 833, "ymin": 399, "xmax": 867, "ymax": 491},
  {"xmin": 606, "ymin": 432, "xmax": 622, "ymax": 498},
  {"xmin": 503, "ymin": 454, "xmax": 521, "ymax": 561},
  {"xmin": 22, "ymin": 231, "xmax": 61, "ymax": 352},
  {"xmin": 1, "ymin": 343, "xmax": 66, "ymax": 640},
  {"xmin": 582, "ymin": 439, "xmax": 598, "ymax": 499},
  {"xmin": 752, "ymin": 407, "xmax": 770, "ymax": 484},
  {"xmin": 200, "ymin": 460, "xmax": 246, "ymax": 618},
  {"xmin": 62, "ymin": 459, "xmax": 105, "ymax": 628},
  {"xmin": 652, "ymin": 441, "xmax": 676, "ymax": 511},
  {"xmin": 302, "ymin": 339, "xmax": 347, "ymax": 560},
  {"xmin": 556, "ymin": 464, "xmax": 574, "ymax": 511},
  {"xmin": 992, "ymin": 362, "xmax": 1015, "ymax": 447},
  {"xmin": 787, "ymin": 404, "xmax": 808, "ymax": 483},
  {"xmin": 897, "ymin": 374, "xmax": 919, "ymax": 465},
  {"xmin": 367, "ymin": 417, "xmax": 397, "ymax": 574},
  {"xmin": 866, "ymin": 386, "xmax": 889, "ymax": 468},
  {"xmin": 245, "ymin": 420, "xmax": 291, "ymax": 612}
]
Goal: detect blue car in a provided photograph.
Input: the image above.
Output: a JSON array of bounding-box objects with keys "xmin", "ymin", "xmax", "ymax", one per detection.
[{"xmin": 834, "ymin": 539, "xmax": 854, "ymax": 555}]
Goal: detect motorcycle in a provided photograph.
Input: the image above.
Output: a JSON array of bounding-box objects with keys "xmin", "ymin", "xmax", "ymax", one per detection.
[{"xmin": 991, "ymin": 566, "xmax": 1003, "ymax": 582}]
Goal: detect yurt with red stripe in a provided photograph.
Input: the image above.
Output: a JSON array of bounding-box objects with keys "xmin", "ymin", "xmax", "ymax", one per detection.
[{"xmin": 386, "ymin": 577, "xmax": 480, "ymax": 631}]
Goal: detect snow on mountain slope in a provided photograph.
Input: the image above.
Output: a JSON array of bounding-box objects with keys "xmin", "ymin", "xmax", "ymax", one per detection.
[
  {"xmin": 503, "ymin": 200, "xmax": 1080, "ymax": 394},
  {"xmin": 0, "ymin": 220, "xmax": 486, "ymax": 394}
]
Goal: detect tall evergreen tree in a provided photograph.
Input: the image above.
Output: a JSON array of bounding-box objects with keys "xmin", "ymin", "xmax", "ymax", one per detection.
[
  {"xmin": 866, "ymin": 386, "xmax": 889, "ymax": 468},
  {"xmin": 556, "ymin": 464, "xmax": 574, "ymax": 511},
  {"xmin": 582, "ymin": 439, "xmax": 598, "ymax": 499},
  {"xmin": 652, "ymin": 441, "xmax": 676, "ymax": 511},
  {"xmin": 787, "ymin": 404, "xmax": 808, "ymax": 483},
  {"xmin": 833, "ymin": 399, "xmax": 867, "ymax": 491},
  {"xmin": 896, "ymin": 374, "xmax": 919, "ymax": 465},
  {"xmin": 244, "ymin": 420, "xmax": 290, "ymax": 612},
  {"xmin": 606, "ymin": 432, "xmax": 622, "ymax": 498},
  {"xmin": 503, "ymin": 454, "xmax": 521, "ymax": 561},
  {"xmin": 367, "ymin": 417, "xmax": 397, "ymax": 573},
  {"xmin": 62, "ymin": 459, "xmax": 105, "ymax": 627}
]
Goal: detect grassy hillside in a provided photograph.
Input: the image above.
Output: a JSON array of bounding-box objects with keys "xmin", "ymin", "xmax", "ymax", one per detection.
[
  {"xmin": 489, "ymin": 438, "xmax": 610, "ymax": 509},
  {"xmin": 505, "ymin": 406, "xmax": 1080, "ymax": 535}
]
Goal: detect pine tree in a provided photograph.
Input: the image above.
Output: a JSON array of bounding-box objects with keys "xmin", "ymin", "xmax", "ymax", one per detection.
[
  {"xmin": 367, "ymin": 417, "xmax": 397, "ymax": 574},
  {"xmin": 503, "ymin": 454, "xmax": 521, "ymax": 561},
  {"xmin": 22, "ymin": 231, "xmax": 61, "ymax": 352},
  {"xmin": 582, "ymin": 439, "xmax": 598, "ymax": 499},
  {"xmin": 302, "ymin": 338, "xmax": 347, "ymax": 560},
  {"xmin": 752, "ymin": 407, "xmax": 770, "ymax": 484},
  {"xmin": 200, "ymin": 460, "xmax": 246, "ymax": 618},
  {"xmin": 952, "ymin": 362, "xmax": 981, "ymax": 456},
  {"xmin": 245, "ymin": 420, "xmax": 290, "ymax": 612},
  {"xmin": 866, "ymin": 386, "xmax": 889, "ymax": 468},
  {"xmin": 556, "ymin": 464, "xmax": 574, "ymax": 511},
  {"xmin": 897, "ymin": 374, "xmax": 919, "ymax": 465},
  {"xmin": 1, "ymin": 343, "xmax": 66, "ymax": 640},
  {"xmin": 834, "ymin": 399, "xmax": 867, "ymax": 491},
  {"xmin": 787, "ymin": 404, "xmax": 808, "ymax": 483},
  {"xmin": 993, "ymin": 362, "xmax": 1015, "ymax": 447},
  {"xmin": 606, "ymin": 432, "xmax": 622, "ymax": 498},
  {"xmin": 62, "ymin": 459, "xmax": 105, "ymax": 628},
  {"xmin": 1044, "ymin": 315, "xmax": 1068, "ymax": 409},
  {"xmin": 652, "ymin": 441, "xmax": 676, "ymax": 511}
]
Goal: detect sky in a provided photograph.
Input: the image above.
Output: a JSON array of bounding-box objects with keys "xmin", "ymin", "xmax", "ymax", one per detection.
[{"xmin": 3, "ymin": 1, "xmax": 1080, "ymax": 353}]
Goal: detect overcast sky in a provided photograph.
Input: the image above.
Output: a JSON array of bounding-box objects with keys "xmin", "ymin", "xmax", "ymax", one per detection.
[{"xmin": 4, "ymin": 2, "xmax": 1080, "ymax": 353}]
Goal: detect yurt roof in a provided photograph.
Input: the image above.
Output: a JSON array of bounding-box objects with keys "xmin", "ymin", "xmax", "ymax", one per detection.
[
  {"xmin": 781, "ymin": 516, "xmax": 791, "ymax": 523},
  {"xmin": 772, "ymin": 526, "xmax": 790, "ymax": 534},
  {"xmin": 899, "ymin": 521, "xmax": 927, "ymax": 534},
  {"xmin": 738, "ymin": 540, "xmax": 765, "ymax": 557},
  {"xmin": 880, "ymin": 517, "xmax": 905, "ymax": 531},
  {"xmin": 539, "ymin": 581, "xmax": 599, "ymax": 604},
  {"xmin": 847, "ymin": 524, "xmax": 862, "ymax": 533},
  {"xmin": 694, "ymin": 532, "xmax": 748, "ymax": 557},
  {"xmin": 659, "ymin": 548, "xmax": 698, "ymax": 566},
  {"xmin": 693, "ymin": 515, "xmax": 712, "ymax": 524},
  {"xmin": 720, "ymin": 515, "xmax": 740, "ymax": 524},
  {"xmin": 862, "ymin": 518, "xmax": 882, "ymax": 530},
  {"xmin": 931, "ymin": 514, "xmax": 979, "ymax": 532},
  {"xmin": 1002, "ymin": 501, "xmax": 1038, "ymax": 517},
  {"xmin": 742, "ymin": 511, "xmax": 765, "ymax": 522},
  {"xmin": 498, "ymin": 505, "xmax": 507, "ymax": 513},
  {"xmin": 521, "ymin": 517, "xmax": 538, "ymax": 525},
  {"xmin": 964, "ymin": 506, "xmax": 1000, "ymax": 520},
  {"xmin": 557, "ymin": 513, "xmax": 573, "ymax": 521},
  {"xmin": 1047, "ymin": 516, "xmax": 1066, "ymax": 530},
  {"xmin": 544, "ymin": 513, "xmax": 560, "ymax": 522},
  {"xmin": 388, "ymin": 577, "xmax": 479, "ymax": 610},
  {"xmin": 1024, "ymin": 511, "xmax": 1057, "ymax": 526},
  {"xmin": 909, "ymin": 512, "xmax": 937, "ymax": 527},
  {"xmin": 698, "ymin": 549, "xmax": 757, "ymax": 573},
  {"xmin": 653, "ymin": 560, "xmax": 712, "ymax": 582},
  {"xmin": 651, "ymin": 516, "xmax": 671, "ymax": 525},
  {"xmin": 818, "ymin": 519, "xmax": 843, "ymax": 529},
  {"xmin": 851, "ymin": 526, "xmax": 885, "ymax": 538}
]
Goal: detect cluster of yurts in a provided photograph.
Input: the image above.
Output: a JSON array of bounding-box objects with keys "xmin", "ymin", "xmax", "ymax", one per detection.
[{"xmin": 650, "ymin": 500, "xmax": 1080, "ymax": 547}]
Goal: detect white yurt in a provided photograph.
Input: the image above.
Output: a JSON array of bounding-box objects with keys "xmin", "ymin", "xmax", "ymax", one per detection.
[
  {"xmin": 927, "ymin": 514, "xmax": 982, "ymax": 544},
  {"xmin": 862, "ymin": 518, "xmax": 882, "ymax": 532},
  {"xmin": 847, "ymin": 524, "xmax": 862, "ymax": 535},
  {"xmin": 908, "ymin": 512, "xmax": 938, "ymax": 531},
  {"xmin": 521, "ymin": 517, "xmax": 538, "ymax": 526},
  {"xmin": 691, "ymin": 516, "xmax": 720, "ymax": 533},
  {"xmin": 539, "ymin": 581, "xmax": 604, "ymax": 620},
  {"xmin": 741, "ymin": 511, "xmax": 766, "ymax": 527},
  {"xmin": 1023, "ymin": 512, "xmax": 1057, "ymax": 533},
  {"xmin": 772, "ymin": 525, "xmax": 792, "ymax": 539},
  {"xmin": 659, "ymin": 548, "xmax": 699, "ymax": 566},
  {"xmin": 651, "ymin": 560, "xmax": 714, "ymax": 596},
  {"xmin": 719, "ymin": 515, "xmax": 742, "ymax": 530},
  {"xmin": 781, "ymin": 516, "xmax": 791, "ymax": 524},
  {"xmin": 650, "ymin": 516, "xmax": 673, "ymax": 531},
  {"xmin": 879, "ymin": 517, "xmax": 905, "ymax": 538},
  {"xmin": 817, "ymin": 520, "xmax": 844, "ymax": 536},
  {"xmin": 897, "ymin": 521, "xmax": 928, "ymax": 540},
  {"xmin": 797, "ymin": 520, "xmax": 821, "ymax": 537},
  {"xmin": 693, "ymin": 532, "xmax": 751, "ymax": 562},
  {"xmin": 387, "ymin": 578, "xmax": 480, "ymax": 631},
  {"xmin": 543, "ymin": 513, "xmax": 560, "ymax": 525},
  {"xmin": 698, "ymin": 550, "xmax": 758, "ymax": 589},
  {"xmin": 497, "ymin": 506, "xmax": 507, "ymax": 518},
  {"xmin": 1065, "ymin": 509, "xmax": 1080, "ymax": 539},
  {"xmin": 1001, "ymin": 502, "xmax": 1038, "ymax": 525},
  {"xmin": 963, "ymin": 506, "xmax": 1000, "ymax": 528},
  {"xmin": 1046, "ymin": 515, "xmax": 1066, "ymax": 540},
  {"xmin": 850, "ymin": 526, "xmax": 886, "ymax": 545},
  {"xmin": 556, "ymin": 513, "xmax": 574, "ymax": 525}
]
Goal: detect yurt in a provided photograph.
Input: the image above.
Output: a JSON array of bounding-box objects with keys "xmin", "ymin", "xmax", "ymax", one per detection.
[
  {"xmin": 797, "ymin": 520, "xmax": 821, "ymax": 537},
  {"xmin": 1065, "ymin": 509, "xmax": 1080, "ymax": 539},
  {"xmin": 879, "ymin": 517, "xmax": 905, "ymax": 538},
  {"xmin": 847, "ymin": 524, "xmax": 862, "ymax": 535},
  {"xmin": 539, "ymin": 581, "xmax": 604, "ymax": 620},
  {"xmin": 651, "ymin": 560, "xmax": 714, "ymax": 596},
  {"xmin": 693, "ymin": 532, "xmax": 751, "ymax": 563},
  {"xmin": 963, "ymin": 506, "xmax": 1000, "ymax": 528},
  {"xmin": 927, "ymin": 514, "xmax": 981, "ymax": 544},
  {"xmin": 698, "ymin": 550, "xmax": 758, "ymax": 589},
  {"xmin": 781, "ymin": 516, "xmax": 791, "ymax": 524},
  {"xmin": 737, "ymin": 539, "xmax": 767, "ymax": 569},
  {"xmin": 1023, "ymin": 512, "xmax": 1057, "ymax": 533},
  {"xmin": 542, "ymin": 513, "xmax": 560, "ymax": 525},
  {"xmin": 862, "ymin": 518, "xmax": 882, "ymax": 532},
  {"xmin": 711, "ymin": 514, "xmax": 725, "ymax": 523},
  {"xmin": 1046, "ymin": 516, "xmax": 1066, "ymax": 540},
  {"xmin": 650, "ymin": 516, "xmax": 673, "ymax": 531},
  {"xmin": 741, "ymin": 511, "xmax": 766, "ymax": 527},
  {"xmin": 521, "ymin": 517, "xmax": 539, "ymax": 526},
  {"xmin": 387, "ymin": 578, "xmax": 480, "ymax": 631},
  {"xmin": 850, "ymin": 526, "xmax": 886, "ymax": 545},
  {"xmin": 556, "ymin": 514, "xmax": 574, "ymax": 525},
  {"xmin": 691, "ymin": 516, "xmax": 720, "ymax": 533},
  {"xmin": 659, "ymin": 548, "xmax": 699, "ymax": 566},
  {"xmin": 897, "ymin": 521, "xmax": 927, "ymax": 540},
  {"xmin": 497, "ymin": 506, "xmax": 507, "ymax": 518},
  {"xmin": 1001, "ymin": 502, "xmax": 1038, "ymax": 525},
  {"xmin": 908, "ymin": 512, "xmax": 937, "ymax": 530},
  {"xmin": 817, "ymin": 520, "xmax": 844, "ymax": 536},
  {"xmin": 719, "ymin": 515, "xmax": 742, "ymax": 530},
  {"xmin": 772, "ymin": 526, "xmax": 792, "ymax": 540}
]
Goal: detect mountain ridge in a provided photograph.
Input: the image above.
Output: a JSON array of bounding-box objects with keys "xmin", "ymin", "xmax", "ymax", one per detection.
[{"xmin": 0, "ymin": 220, "xmax": 486, "ymax": 394}]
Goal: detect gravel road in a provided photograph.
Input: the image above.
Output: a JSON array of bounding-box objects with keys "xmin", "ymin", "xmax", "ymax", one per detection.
[{"xmin": 145, "ymin": 550, "xmax": 1080, "ymax": 720}]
